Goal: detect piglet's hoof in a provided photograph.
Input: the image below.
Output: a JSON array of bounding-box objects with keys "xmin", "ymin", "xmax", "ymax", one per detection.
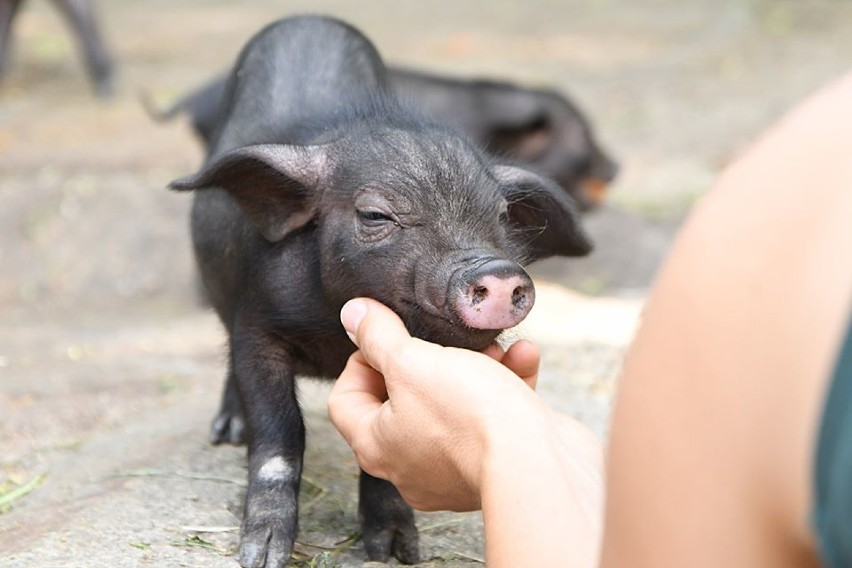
[
  {"xmin": 239, "ymin": 515, "xmax": 297, "ymax": 568},
  {"xmin": 362, "ymin": 520, "xmax": 420, "ymax": 565},
  {"xmin": 359, "ymin": 472, "xmax": 420, "ymax": 564},
  {"xmin": 210, "ymin": 374, "xmax": 246, "ymax": 445},
  {"xmin": 209, "ymin": 408, "xmax": 246, "ymax": 445}
]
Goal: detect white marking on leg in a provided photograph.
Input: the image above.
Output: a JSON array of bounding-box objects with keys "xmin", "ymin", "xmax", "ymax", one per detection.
[{"xmin": 257, "ymin": 456, "xmax": 295, "ymax": 482}]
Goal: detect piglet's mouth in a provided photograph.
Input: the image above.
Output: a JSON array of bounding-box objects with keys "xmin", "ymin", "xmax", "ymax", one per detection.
[
  {"xmin": 416, "ymin": 327, "xmax": 501, "ymax": 352},
  {"xmin": 400, "ymin": 304, "xmax": 502, "ymax": 351}
]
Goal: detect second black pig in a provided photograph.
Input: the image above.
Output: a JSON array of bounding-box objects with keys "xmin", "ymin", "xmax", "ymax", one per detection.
[
  {"xmin": 391, "ymin": 68, "xmax": 618, "ymax": 210},
  {"xmin": 170, "ymin": 15, "xmax": 592, "ymax": 568}
]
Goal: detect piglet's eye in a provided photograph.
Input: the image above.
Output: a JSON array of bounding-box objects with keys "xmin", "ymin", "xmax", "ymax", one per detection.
[{"xmin": 357, "ymin": 209, "xmax": 395, "ymax": 224}]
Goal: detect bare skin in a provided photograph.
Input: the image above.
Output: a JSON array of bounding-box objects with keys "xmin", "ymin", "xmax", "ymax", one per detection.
[
  {"xmin": 328, "ymin": 71, "xmax": 852, "ymax": 568},
  {"xmin": 333, "ymin": 299, "xmax": 604, "ymax": 567},
  {"xmin": 602, "ymin": 72, "xmax": 852, "ymax": 568}
]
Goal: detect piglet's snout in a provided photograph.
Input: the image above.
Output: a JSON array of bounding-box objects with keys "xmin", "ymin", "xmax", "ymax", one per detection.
[{"xmin": 452, "ymin": 259, "xmax": 535, "ymax": 330}]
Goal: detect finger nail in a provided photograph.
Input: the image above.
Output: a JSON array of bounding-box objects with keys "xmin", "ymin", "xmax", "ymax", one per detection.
[{"xmin": 341, "ymin": 299, "xmax": 368, "ymax": 341}]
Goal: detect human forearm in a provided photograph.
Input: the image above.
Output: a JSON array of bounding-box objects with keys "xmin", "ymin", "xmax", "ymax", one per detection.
[{"xmin": 481, "ymin": 407, "xmax": 603, "ymax": 568}]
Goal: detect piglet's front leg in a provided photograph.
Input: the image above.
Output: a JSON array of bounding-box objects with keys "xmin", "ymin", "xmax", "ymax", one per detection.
[
  {"xmin": 231, "ymin": 329, "xmax": 305, "ymax": 568},
  {"xmin": 359, "ymin": 470, "xmax": 420, "ymax": 564}
]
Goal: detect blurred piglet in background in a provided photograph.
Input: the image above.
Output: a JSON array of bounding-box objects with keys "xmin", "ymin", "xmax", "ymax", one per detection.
[{"xmin": 0, "ymin": 0, "xmax": 114, "ymax": 96}]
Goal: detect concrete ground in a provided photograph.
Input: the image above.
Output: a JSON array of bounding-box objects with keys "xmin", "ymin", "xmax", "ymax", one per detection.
[{"xmin": 1, "ymin": 0, "xmax": 851, "ymax": 566}]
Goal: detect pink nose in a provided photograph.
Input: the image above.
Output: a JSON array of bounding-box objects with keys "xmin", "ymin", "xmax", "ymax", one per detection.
[{"xmin": 454, "ymin": 265, "xmax": 535, "ymax": 330}]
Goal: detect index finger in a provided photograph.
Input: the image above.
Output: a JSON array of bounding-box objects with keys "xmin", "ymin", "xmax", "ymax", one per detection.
[
  {"xmin": 328, "ymin": 350, "xmax": 387, "ymax": 448},
  {"xmin": 502, "ymin": 340, "xmax": 541, "ymax": 390}
]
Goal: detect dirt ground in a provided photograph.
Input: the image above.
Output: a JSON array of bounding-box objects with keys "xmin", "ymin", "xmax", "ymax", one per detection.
[{"xmin": 1, "ymin": 0, "xmax": 851, "ymax": 566}]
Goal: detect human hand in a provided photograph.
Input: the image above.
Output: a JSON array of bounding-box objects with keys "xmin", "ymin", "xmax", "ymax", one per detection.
[{"xmin": 328, "ymin": 297, "xmax": 545, "ymax": 512}]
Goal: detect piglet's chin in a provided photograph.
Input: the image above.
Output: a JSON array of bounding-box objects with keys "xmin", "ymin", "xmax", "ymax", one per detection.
[{"xmin": 406, "ymin": 318, "xmax": 502, "ymax": 351}]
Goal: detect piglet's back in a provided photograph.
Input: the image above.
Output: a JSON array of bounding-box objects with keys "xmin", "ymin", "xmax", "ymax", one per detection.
[{"xmin": 211, "ymin": 15, "xmax": 390, "ymax": 154}]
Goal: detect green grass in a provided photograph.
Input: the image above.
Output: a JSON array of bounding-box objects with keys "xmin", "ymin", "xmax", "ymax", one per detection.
[{"xmin": 0, "ymin": 474, "xmax": 46, "ymax": 513}]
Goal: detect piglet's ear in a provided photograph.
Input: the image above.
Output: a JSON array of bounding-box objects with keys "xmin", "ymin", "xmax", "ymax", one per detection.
[
  {"xmin": 493, "ymin": 164, "xmax": 592, "ymax": 261},
  {"xmin": 169, "ymin": 143, "xmax": 332, "ymax": 242}
]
